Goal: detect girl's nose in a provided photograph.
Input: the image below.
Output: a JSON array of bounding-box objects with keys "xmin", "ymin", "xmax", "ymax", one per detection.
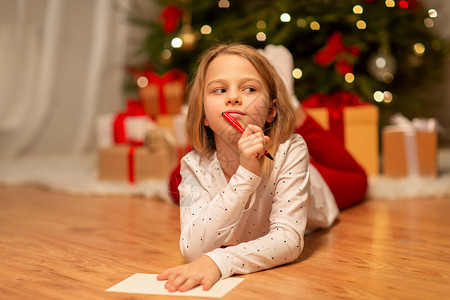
[{"xmin": 226, "ymin": 95, "xmax": 241, "ymax": 104}]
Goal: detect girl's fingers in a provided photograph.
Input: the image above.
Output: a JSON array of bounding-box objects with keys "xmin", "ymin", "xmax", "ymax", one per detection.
[
  {"xmin": 239, "ymin": 131, "xmax": 267, "ymax": 157},
  {"xmin": 178, "ymin": 277, "xmax": 200, "ymax": 292},
  {"xmin": 202, "ymin": 278, "xmax": 215, "ymax": 291},
  {"xmin": 157, "ymin": 269, "xmax": 170, "ymax": 280},
  {"xmin": 242, "ymin": 124, "xmax": 264, "ymax": 137},
  {"xmin": 240, "ymin": 130, "xmax": 265, "ymax": 147},
  {"xmin": 166, "ymin": 273, "xmax": 188, "ymax": 292},
  {"xmin": 158, "ymin": 256, "xmax": 221, "ymax": 293}
]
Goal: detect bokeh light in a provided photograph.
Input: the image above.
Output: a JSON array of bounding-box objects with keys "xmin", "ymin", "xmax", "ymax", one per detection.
[
  {"xmin": 171, "ymin": 37, "xmax": 182, "ymax": 48},
  {"xmin": 292, "ymin": 68, "xmax": 303, "ymax": 79},
  {"xmin": 200, "ymin": 25, "xmax": 212, "ymax": 34},
  {"xmin": 385, "ymin": 0, "xmax": 395, "ymax": 8},
  {"xmin": 428, "ymin": 9, "xmax": 437, "ymax": 18},
  {"xmin": 137, "ymin": 76, "xmax": 148, "ymax": 88},
  {"xmin": 383, "ymin": 91, "xmax": 393, "ymax": 103},
  {"xmin": 218, "ymin": 0, "xmax": 230, "ymax": 8},
  {"xmin": 256, "ymin": 32, "xmax": 266, "ymax": 41},
  {"xmin": 345, "ymin": 73, "xmax": 355, "ymax": 83},
  {"xmin": 280, "ymin": 13, "xmax": 291, "ymax": 23},
  {"xmin": 310, "ymin": 21, "xmax": 320, "ymax": 30},
  {"xmin": 353, "ymin": 5, "xmax": 363, "ymax": 14},
  {"xmin": 398, "ymin": 0, "xmax": 409, "ymax": 9},
  {"xmin": 376, "ymin": 57, "xmax": 387, "ymax": 68},
  {"xmin": 413, "ymin": 43, "xmax": 425, "ymax": 56},
  {"xmin": 257, "ymin": 20, "xmax": 267, "ymax": 29},
  {"xmin": 374, "ymin": 91, "xmax": 384, "ymax": 102},
  {"xmin": 356, "ymin": 20, "xmax": 366, "ymax": 29},
  {"xmin": 161, "ymin": 49, "xmax": 171, "ymax": 60},
  {"xmin": 424, "ymin": 18, "xmax": 434, "ymax": 28}
]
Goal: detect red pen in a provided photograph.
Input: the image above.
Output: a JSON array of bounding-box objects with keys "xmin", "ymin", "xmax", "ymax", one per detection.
[{"xmin": 222, "ymin": 112, "xmax": 274, "ymax": 160}]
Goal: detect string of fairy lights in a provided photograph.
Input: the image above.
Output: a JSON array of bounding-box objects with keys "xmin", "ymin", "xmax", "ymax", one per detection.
[{"xmin": 162, "ymin": 0, "xmax": 440, "ymax": 104}]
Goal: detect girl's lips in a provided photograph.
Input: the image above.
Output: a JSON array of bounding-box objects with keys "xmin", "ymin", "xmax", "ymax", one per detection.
[{"xmin": 225, "ymin": 111, "xmax": 245, "ymax": 117}]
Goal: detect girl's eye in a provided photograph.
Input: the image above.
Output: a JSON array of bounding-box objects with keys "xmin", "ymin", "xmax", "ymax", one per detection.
[
  {"xmin": 213, "ymin": 88, "xmax": 227, "ymax": 94},
  {"xmin": 243, "ymin": 87, "xmax": 256, "ymax": 93}
]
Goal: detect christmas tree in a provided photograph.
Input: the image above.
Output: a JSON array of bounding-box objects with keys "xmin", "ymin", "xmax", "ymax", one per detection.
[{"xmin": 126, "ymin": 0, "xmax": 449, "ymax": 124}]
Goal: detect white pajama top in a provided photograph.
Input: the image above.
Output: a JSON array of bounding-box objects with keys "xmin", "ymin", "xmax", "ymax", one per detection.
[{"xmin": 178, "ymin": 134, "xmax": 339, "ymax": 278}]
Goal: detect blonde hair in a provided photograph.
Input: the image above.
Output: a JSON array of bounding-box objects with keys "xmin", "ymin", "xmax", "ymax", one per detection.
[{"xmin": 185, "ymin": 43, "xmax": 296, "ymax": 175}]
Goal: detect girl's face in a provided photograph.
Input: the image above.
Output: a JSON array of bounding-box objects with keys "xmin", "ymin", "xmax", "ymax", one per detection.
[{"xmin": 203, "ymin": 54, "xmax": 276, "ymax": 142}]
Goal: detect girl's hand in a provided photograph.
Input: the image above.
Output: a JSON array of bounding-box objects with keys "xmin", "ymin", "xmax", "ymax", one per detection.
[
  {"xmin": 238, "ymin": 124, "xmax": 270, "ymax": 176},
  {"xmin": 157, "ymin": 255, "xmax": 221, "ymax": 292}
]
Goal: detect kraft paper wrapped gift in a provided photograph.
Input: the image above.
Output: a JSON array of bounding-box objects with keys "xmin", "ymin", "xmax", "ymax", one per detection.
[
  {"xmin": 305, "ymin": 104, "xmax": 379, "ymax": 176},
  {"xmin": 138, "ymin": 69, "xmax": 187, "ymax": 116},
  {"xmin": 382, "ymin": 115, "xmax": 438, "ymax": 177},
  {"xmin": 98, "ymin": 145, "xmax": 177, "ymax": 183}
]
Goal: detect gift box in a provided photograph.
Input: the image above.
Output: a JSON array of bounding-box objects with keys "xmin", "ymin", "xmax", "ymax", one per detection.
[
  {"xmin": 96, "ymin": 100, "xmax": 155, "ymax": 148},
  {"xmin": 98, "ymin": 145, "xmax": 177, "ymax": 183},
  {"xmin": 138, "ymin": 69, "xmax": 187, "ymax": 116},
  {"xmin": 382, "ymin": 114, "xmax": 438, "ymax": 177},
  {"xmin": 303, "ymin": 91, "xmax": 379, "ymax": 176}
]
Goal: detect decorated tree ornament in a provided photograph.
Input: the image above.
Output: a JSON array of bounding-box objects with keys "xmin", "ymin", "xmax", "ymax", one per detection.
[
  {"xmin": 176, "ymin": 0, "xmax": 199, "ymax": 51},
  {"xmin": 179, "ymin": 24, "xmax": 200, "ymax": 50},
  {"xmin": 367, "ymin": 49, "xmax": 397, "ymax": 83}
]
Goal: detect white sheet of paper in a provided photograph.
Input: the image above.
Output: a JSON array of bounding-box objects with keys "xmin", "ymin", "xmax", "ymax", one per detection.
[{"xmin": 106, "ymin": 273, "xmax": 244, "ymax": 298}]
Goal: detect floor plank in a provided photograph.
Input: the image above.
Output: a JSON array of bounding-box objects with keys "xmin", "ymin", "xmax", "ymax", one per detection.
[{"xmin": 0, "ymin": 185, "xmax": 449, "ymax": 299}]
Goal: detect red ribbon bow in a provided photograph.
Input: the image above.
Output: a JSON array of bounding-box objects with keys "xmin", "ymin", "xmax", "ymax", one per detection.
[
  {"xmin": 314, "ymin": 31, "xmax": 360, "ymax": 75},
  {"xmin": 140, "ymin": 69, "xmax": 187, "ymax": 115},
  {"xmin": 113, "ymin": 100, "xmax": 147, "ymax": 146},
  {"xmin": 159, "ymin": 5, "xmax": 183, "ymax": 33},
  {"xmin": 112, "ymin": 100, "xmax": 149, "ymax": 184},
  {"xmin": 303, "ymin": 91, "xmax": 364, "ymax": 142}
]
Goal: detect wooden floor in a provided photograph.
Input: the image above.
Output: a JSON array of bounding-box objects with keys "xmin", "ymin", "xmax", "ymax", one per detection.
[{"xmin": 1, "ymin": 185, "xmax": 449, "ymax": 299}]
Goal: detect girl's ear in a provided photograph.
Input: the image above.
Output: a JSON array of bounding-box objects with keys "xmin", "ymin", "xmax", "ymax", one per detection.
[
  {"xmin": 266, "ymin": 99, "xmax": 277, "ymax": 123},
  {"xmin": 204, "ymin": 118, "xmax": 209, "ymax": 126}
]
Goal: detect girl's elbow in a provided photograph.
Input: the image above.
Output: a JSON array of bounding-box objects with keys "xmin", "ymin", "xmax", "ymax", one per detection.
[
  {"xmin": 180, "ymin": 243, "xmax": 203, "ymax": 262},
  {"xmin": 279, "ymin": 240, "xmax": 303, "ymax": 266},
  {"xmin": 290, "ymin": 235, "xmax": 304, "ymax": 260}
]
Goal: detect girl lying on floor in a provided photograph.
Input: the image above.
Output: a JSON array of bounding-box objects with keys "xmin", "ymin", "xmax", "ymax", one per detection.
[{"xmin": 158, "ymin": 43, "xmax": 367, "ymax": 292}]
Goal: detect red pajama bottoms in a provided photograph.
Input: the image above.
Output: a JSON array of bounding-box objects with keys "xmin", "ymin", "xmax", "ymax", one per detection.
[{"xmin": 296, "ymin": 115, "xmax": 367, "ymax": 209}]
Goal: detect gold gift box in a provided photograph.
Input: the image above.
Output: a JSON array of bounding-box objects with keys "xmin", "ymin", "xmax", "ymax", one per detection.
[{"xmin": 305, "ymin": 104, "xmax": 379, "ymax": 176}]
